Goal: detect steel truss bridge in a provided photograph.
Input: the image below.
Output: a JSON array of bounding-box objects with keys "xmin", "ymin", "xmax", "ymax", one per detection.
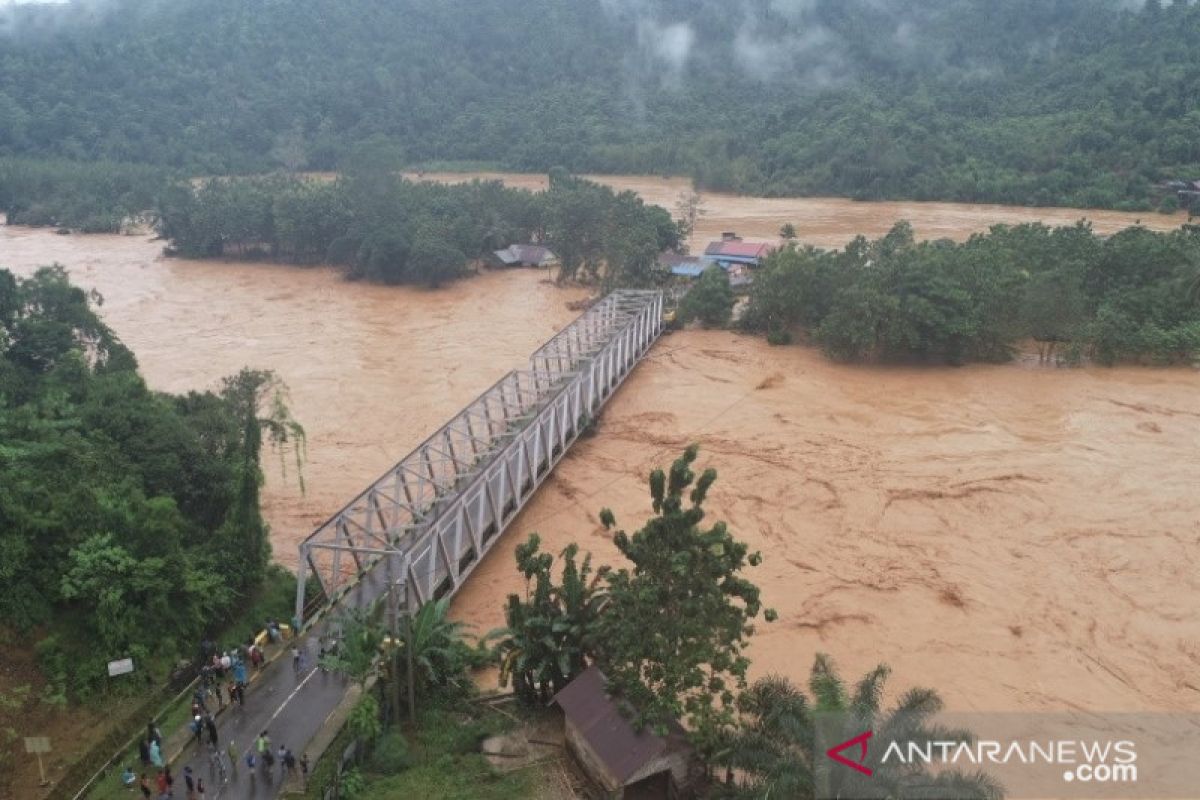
[{"xmin": 293, "ymin": 289, "xmax": 664, "ymax": 626}]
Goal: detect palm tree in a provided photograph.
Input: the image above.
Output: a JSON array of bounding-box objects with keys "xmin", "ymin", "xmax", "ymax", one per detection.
[
  {"xmin": 403, "ymin": 596, "xmax": 482, "ymax": 697},
  {"xmin": 717, "ymin": 655, "xmax": 1004, "ymax": 799}
]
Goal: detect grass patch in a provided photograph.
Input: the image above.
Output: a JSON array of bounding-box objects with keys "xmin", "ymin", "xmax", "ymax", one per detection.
[
  {"xmin": 356, "ymin": 754, "xmax": 537, "ymax": 800},
  {"xmin": 349, "ymin": 704, "xmax": 535, "ymax": 800}
]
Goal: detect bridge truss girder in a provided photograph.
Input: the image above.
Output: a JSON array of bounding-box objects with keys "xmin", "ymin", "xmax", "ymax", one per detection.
[{"xmin": 294, "ymin": 289, "xmax": 663, "ymax": 624}]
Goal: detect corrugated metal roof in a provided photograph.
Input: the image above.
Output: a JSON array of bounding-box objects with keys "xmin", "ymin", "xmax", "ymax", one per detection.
[
  {"xmin": 671, "ymin": 263, "xmax": 709, "ymax": 277},
  {"xmin": 657, "ymin": 252, "xmax": 696, "ymax": 268},
  {"xmin": 554, "ymin": 667, "xmax": 688, "ymax": 786},
  {"xmin": 703, "ymin": 240, "xmax": 773, "ymax": 259},
  {"xmin": 493, "ymin": 244, "xmax": 556, "ymax": 265}
]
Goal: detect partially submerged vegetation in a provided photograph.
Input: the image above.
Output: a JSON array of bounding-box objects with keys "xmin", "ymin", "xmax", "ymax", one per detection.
[
  {"xmin": 0, "ymin": 159, "xmax": 167, "ymax": 232},
  {"xmin": 741, "ymin": 220, "xmax": 1200, "ymax": 365},
  {"xmin": 158, "ymin": 169, "xmax": 678, "ymax": 288}
]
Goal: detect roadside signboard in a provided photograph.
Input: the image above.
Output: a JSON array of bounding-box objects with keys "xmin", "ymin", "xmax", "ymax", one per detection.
[
  {"xmin": 25, "ymin": 737, "xmax": 51, "ymax": 786},
  {"xmin": 107, "ymin": 658, "xmax": 135, "ymax": 677},
  {"xmin": 24, "ymin": 737, "xmax": 50, "ymax": 754}
]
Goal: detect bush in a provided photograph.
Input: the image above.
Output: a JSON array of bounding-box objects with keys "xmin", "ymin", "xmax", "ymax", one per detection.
[
  {"xmin": 766, "ymin": 328, "xmax": 792, "ymax": 346},
  {"xmin": 368, "ymin": 732, "xmax": 414, "ymax": 774}
]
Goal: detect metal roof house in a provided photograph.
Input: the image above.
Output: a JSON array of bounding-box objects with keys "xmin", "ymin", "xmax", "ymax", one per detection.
[
  {"xmin": 492, "ymin": 244, "xmax": 559, "ymax": 268},
  {"xmin": 657, "ymin": 252, "xmax": 712, "ymax": 279},
  {"xmin": 554, "ymin": 667, "xmax": 695, "ymax": 799},
  {"xmin": 701, "ymin": 237, "xmax": 774, "ymax": 269}
]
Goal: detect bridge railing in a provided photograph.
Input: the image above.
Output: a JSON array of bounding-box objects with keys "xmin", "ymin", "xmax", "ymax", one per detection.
[{"xmin": 295, "ymin": 289, "xmax": 663, "ymax": 624}]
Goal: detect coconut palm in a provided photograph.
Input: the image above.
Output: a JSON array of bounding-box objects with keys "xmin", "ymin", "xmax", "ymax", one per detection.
[{"xmin": 717, "ymin": 654, "xmax": 1004, "ymax": 800}]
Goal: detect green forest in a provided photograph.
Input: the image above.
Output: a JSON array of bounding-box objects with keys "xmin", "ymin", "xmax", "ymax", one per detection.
[
  {"xmin": 0, "ymin": 266, "xmax": 302, "ymax": 700},
  {"xmin": 1, "ymin": 0, "xmax": 1198, "ymax": 210},
  {"xmin": 741, "ymin": 220, "xmax": 1200, "ymax": 364},
  {"xmin": 159, "ymin": 169, "xmax": 678, "ymax": 287}
]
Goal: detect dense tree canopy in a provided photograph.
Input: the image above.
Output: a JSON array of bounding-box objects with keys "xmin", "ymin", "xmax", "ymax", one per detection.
[
  {"xmin": 159, "ymin": 172, "xmax": 678, "ymax": 287},
  {"xmin": 0, "ymin": 266, "xmax": 298, "ymax": 697},
  {"xmin": 595, "ymin": 446, "xmax": 775, "ymax": 757},
  {"xmin": 741, "ymin": 220, "xmax": 1200, "ymax": 365},
  {"xmin": 0, "ymin": 0, "xmax": 1198, "ymax": 210}
]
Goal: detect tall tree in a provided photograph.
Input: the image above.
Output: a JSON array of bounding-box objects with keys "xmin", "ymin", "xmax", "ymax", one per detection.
[{"xmin": 595, "ymin": 445, "xmax": 775, "ymax": 758}]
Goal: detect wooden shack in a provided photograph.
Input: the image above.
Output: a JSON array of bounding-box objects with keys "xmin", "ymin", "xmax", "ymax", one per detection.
[{"xmin": 553, "ymin": 667, "xmax": 694, "ymax": 799}]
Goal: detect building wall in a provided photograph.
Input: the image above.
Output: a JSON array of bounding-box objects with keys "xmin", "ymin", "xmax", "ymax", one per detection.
[{"xmin": 626, "ymin": 749, "xmax": 689, "ymax": 788}]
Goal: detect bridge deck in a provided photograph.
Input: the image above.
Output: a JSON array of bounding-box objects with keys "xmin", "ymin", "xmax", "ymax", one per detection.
[{"xmin": 294, "ymin": 289, "xmax": 664, "ymax": 624}]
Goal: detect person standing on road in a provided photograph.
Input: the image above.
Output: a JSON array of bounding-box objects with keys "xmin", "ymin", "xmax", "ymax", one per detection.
[
  {"xmin": 183, "ymin": 766, "xmax": 195, "ymax": 800},
  {"xmin": 205, "ymin": 714, "xmax": 219, "ymax": 748},
  {"xmin": 195, "ymin": 778, "xmax": 206, "ymax": 800},
  {"xmin": 148, "ymin": 720, "xmax": 163, "ymax": 747},
  {"xmin": 139, "ymin": 773, "xmax": 152, "ymax": 799},
  {"xmin": 256, "ymin": 730, "xmax": 271, "ymax": 761},
  {"xmin": 149, "ymin": 739, "xmax": 163, "ymax": 769}
]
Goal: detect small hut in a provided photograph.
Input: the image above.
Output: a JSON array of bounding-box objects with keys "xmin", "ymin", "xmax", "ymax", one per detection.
[{"xmin": 553, "ymin": 667, "xmax": 694, "ymax": 799}]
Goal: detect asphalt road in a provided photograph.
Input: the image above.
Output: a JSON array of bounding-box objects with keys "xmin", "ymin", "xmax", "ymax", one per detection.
[{"xmin": 175, "ymin": 632, "xmax": 350, "ymax": 800}]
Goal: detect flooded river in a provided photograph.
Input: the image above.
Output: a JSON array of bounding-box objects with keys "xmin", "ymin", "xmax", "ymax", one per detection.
[
  {"xmin": 3, "ymin": 181, "xmax": 1198, "ymax": 715},
  {"xmin": 409, "ymin": 171, "xmax": 1189, "ymax": 251}
]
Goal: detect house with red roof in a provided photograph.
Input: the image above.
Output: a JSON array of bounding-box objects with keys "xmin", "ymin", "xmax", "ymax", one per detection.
[{"xmin": 701, "ymin": 234, "xmax": 774, "ymax": 269}]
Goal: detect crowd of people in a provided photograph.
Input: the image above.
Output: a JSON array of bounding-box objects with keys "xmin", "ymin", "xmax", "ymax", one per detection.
[{"xmin": 125, "ymin": 624, "xmax": 307, "ymax": 799}]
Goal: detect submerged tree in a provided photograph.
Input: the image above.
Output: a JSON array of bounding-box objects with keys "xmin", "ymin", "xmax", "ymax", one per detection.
[
  {"xmin": 679, "ymin": 267, "xmax": 735, "ymax": 328},
  {"xmin": 595, "ymin": 445, "xmax": 775, "ymax": 758}
]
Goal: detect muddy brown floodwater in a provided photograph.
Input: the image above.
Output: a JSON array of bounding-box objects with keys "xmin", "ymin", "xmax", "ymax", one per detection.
[{"xmin": 3, "ymin": 179, "xmax": 1198, "ymax": 717}]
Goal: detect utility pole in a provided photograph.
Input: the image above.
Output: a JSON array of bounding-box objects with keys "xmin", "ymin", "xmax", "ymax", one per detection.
[
  {"xmin": 385, "ymin": 552, "xmax": 401, "ymax": 726},
  {"xmin": 403, "ymin": 556, "xmax": 416, "ymax": 725}
]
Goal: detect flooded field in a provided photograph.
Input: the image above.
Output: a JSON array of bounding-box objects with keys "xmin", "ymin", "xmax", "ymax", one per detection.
[{"xmin": 3, "ymin": 179, "xmax": 1198, "ymax": 715}]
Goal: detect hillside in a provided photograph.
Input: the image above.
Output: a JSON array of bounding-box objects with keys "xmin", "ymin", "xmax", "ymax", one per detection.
[{"xmin": 0, "ymin": 0, "xmax": 1198, "ymax": 208}]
